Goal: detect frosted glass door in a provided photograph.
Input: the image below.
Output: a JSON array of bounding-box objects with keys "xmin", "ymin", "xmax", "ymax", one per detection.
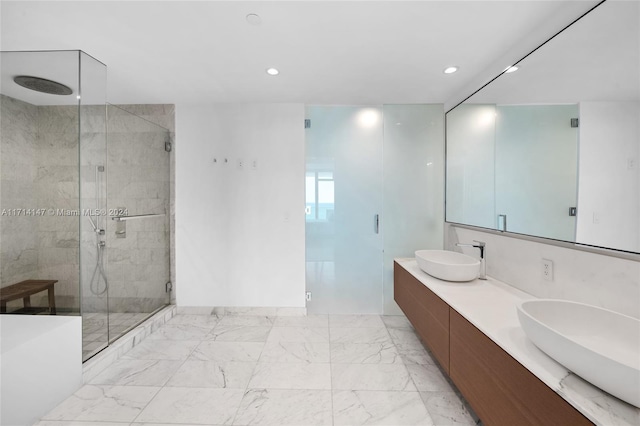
[
  {"xmin": 305, "ymin": 106, "xmax": 383, "ymax": 314},
  {"xmin": 494, "ymin": 105, "xmax": 578, "ymax": 241}
]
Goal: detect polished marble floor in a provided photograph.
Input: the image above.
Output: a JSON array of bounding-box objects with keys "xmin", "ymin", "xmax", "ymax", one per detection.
[{"xmin": 38, "ymin": 313, "xmax": 480, "ymax": 425}]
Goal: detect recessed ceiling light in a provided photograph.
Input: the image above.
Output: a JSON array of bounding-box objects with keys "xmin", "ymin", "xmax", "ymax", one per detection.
[
  {"xmin": 505, "ymin": 65, "xmax": 520, "ymax": 73},
  {"xmin": 246, "ymin": 13, "xmax": 262, "ymax": 25},
  {"xmin": 443, "ymin": 66, "xmax": 458, "ymax": 74},
  {"xmin": 266, "ymin": 68, "xmax": 279, "ymax": 76}
]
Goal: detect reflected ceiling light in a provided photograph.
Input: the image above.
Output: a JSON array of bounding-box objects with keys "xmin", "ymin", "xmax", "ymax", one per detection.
[
  {"xmin": 443, "ymin": 66, "xmax": 458, "ymax": 74},
  {"xmin": 246, "ymin": 13, "xmax": 262, "ymax": 25},
  {"xmin": 477, "ymin": 110, "xmax": 495, "ymax": 127},
  {"xmin": 266, "ymin": 67, "xmax": 279, "ymax": 76},
  {"xmin": 505, "ymin": 65, "xmax": 520, "ymax": 73},
  {"xmin": 357, "ymin": 109, "xmax": 380, "ymax": 128}
]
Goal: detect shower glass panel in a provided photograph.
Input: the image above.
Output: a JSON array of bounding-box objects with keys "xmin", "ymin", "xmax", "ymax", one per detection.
[
  {"xmin": 1, "ymin": 50, "xmax": 87, "ymax": 318},
  {"xmin": 305, "ymin": 106, "xmax": 384, "ymax": 314},
  {"xmin": 79, "ymin": 52, "xmax": 109, "ymax": 360},
  {"xmin": 105, "ymin": 104, "xmax": 170, "ymax": 342}
]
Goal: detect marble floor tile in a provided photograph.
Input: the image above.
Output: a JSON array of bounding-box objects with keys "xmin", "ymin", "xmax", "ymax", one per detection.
[
  {"xmin": 396, "ymin": 343, "xmax": 437, "ymax": 366},
  {"xmin": 216, "ymin": 315, "xmax": 274, "ymax": 327},
  {"xmin": 42, "ymin": 310, "xmax": 482, "ymax": 426},
  {"xmin": 248, "ymin": 362, "xmax": 332, "ymax": 389},
  {"xmin": 148, "ymin": 324, "xmax": 213, "ymax": 340},
  {"xmin": 407, "ymin": 364, "xmax": 454, "ymax": 392},
  {"xmin": 331, "ymin": 342, "xmax": 402, "ymax": 364},
  {"xmin": 259, "ymin": 341, "xmax": 330, "ymax": 363},
  {"xmin": 332, "ymin": 363, "xmax": 416, "ymax": 391},
  {"xmin": 333, "ymin": 390, "xmax": 433, "ymax": 426},
  {"xmin": 87, "ymin": 359, "xmax": 183, "ymax": 386},
  {"xmin": 35, "ymin": 422, "xmax": 131, "ymax": 426},
  {"xmin": 419, "ymin": 391, "xmax": 478, "ymax": 425},
  {"xmin": 191, "ymin": 341, "xmax": 264, "ymax": 362},
  {"xmin": 167, "ymin": 313, "xmax": 220, "ymax": 327},
  {"xmin": 207, "ymin": 325, "xmax": 272, "ymax": 342},
  {"xmin": 233, "ymin": 389, "xmax": 332, "ymax": 426},
  {"xmin": 133, "ymin": 424, "xmax": 225, "ymax": 426},
  {"xmin": 382, "ymin": 315, "xmax": 414, "ymax": 329},
  {"xmin": 41, "ymin": 385, "xmax": 159, "ymax": 422},
  {"xmin": 122, "ymin": 339, "xmax": 199, "ymax": 360},
  {"xmin": 329, "ymin": 314, "xmax": 386, "ymax": 328},
  {"xmin": 273, "ymin": 314, "xmax": 328, "ymax": 328},
  {"xmin": 330, "ymin": 327, "xmax": 392, "ymax": 344},
  {"xmin": 134, "ymin": 387, "xmax": 244, "ymax": 424},
  {"xmin": 267, "ymin": 326, "xmax": 330, "ymax": 343},
  {"xmin": 166, "ymin": 360, "xmax": 256, "ymax": 388},
  {"xmin": 388, "ymin": 328, "xmax": 425, "ymax": 348}
]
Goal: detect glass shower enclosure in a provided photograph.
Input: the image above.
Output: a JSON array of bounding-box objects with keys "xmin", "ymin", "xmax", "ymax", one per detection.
[{"xmin": 0, "ymin": 50, "xmax": 171, "ymax": 362}]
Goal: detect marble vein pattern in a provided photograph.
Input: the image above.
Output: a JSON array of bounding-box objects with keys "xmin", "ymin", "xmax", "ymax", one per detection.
[{"xmin": 36, "ymin": 313, "xmax": 480, "ymax": 425}]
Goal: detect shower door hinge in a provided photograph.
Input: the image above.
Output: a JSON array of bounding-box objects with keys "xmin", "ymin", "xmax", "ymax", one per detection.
[
  {"xmin": 165, "ymin": 281, "xmax": 173, "ymax": 293},
  {"xmin": 305, "ymin": 291, "xmax": 312, "ymax": 301},
  {"xmin": 304, "ymin": 119, "xmax": 311, "ymax": 129},
  {"xmin": 570, "ymin": 118, "xmax": 579, "ymax": 128},
  {"xmin": 165, "ymin": 140, "xmax": 172, "ymax": 152}
]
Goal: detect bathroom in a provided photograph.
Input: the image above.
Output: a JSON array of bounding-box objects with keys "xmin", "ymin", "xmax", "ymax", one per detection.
[{"xmin": 0, "ymin": 1, "xmax": 638, "ymax": 425}]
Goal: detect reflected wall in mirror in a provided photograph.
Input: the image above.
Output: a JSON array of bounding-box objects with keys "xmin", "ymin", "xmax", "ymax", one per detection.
[{"xmin": 446, "ymin": 0, "xmax": 639, "ymax": 254}]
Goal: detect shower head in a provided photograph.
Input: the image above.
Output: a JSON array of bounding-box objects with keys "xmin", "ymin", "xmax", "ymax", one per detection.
[{"xmin": 13, "ymin": 75, "xmax": 73, "ymax": 96}]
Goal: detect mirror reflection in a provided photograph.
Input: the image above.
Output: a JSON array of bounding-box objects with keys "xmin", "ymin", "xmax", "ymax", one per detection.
[{"xmin": 446, "ymin": 0, "xmax": 639, "ymax": 253}]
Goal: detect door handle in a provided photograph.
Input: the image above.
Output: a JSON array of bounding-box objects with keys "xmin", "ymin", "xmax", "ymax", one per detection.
[
  {"xmin": 375, "ymin": 214, "xmax": 380, "ymax": 234},
  {"xmin": 497, "ymin": 214, "xmax": 507, "ymax": 232}
]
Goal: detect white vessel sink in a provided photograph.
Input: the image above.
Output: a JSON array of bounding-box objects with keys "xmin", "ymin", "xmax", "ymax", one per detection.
[
  {"xmin": 517, "ymin": 299, "xmax": 640, "ymax": 408},
  {"xmin": 415, "ymin": 250, "xmax": 480, "ymax": 282}
]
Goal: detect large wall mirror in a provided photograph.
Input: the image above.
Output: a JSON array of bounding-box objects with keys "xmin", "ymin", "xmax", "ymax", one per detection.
[{"xmin": 446, "ymin": 0, "xmax": 639, "ymax": 254}]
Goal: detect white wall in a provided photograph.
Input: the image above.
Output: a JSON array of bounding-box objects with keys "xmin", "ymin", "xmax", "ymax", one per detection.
[
  {"xmin": 577, "ymin": 101, "xmax": 640, "ymax": 253},
  {"xmin": 176, "ymin": 103, "xmax": 305, "ymax": 307}
]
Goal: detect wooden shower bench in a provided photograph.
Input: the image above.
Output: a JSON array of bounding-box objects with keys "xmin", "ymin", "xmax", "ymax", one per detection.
[{"xmin": 0, "ymin": 279, "xmax": 58, "ymax": 314}]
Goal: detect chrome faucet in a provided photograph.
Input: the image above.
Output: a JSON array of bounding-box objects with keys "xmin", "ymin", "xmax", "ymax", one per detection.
[{"xmin": 456, "ymin": 240, "xmax": 486, "ymax": 280}]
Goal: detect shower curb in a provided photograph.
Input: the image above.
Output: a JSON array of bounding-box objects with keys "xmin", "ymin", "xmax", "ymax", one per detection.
[{"xmin": 82, "ymin": 304, "xmax": 177, "ymax": 383}]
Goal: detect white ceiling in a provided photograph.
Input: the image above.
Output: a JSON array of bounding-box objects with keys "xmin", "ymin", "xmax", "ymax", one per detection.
[
  {"xmin": 468, "ymin": 0, "xmax": 640, "ymax": 105},
  {"xmin": 0, "ymin": 1, "xmax": 599, "ymax": 106}
]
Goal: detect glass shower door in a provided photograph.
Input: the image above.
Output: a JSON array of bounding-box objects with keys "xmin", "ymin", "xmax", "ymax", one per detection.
[
  {"xmin": 105, "ymin": 104, "xmax": 170, "ymax": 342},
  {"xmin": 305, "ymin": 106, "xmax": 384, "ymax": 314}
]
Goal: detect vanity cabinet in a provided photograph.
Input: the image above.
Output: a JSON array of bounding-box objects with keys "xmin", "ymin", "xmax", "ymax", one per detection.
[
  {"xmin": 393, "ymin": 262, "xmax": 592, "ymax": 426},
  {"xmin": 394, "ymin": 261, "xmax": 450, "ymax": 372}
]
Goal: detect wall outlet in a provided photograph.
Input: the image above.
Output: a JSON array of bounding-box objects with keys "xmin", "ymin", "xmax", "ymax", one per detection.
[
  {"xmin": 305, "ymin": 291, "xmax": 312, "ymax": 301},
  {"xmin": 542, "ymin": 259, "xmax": 553, "ymax": 281},
  {"xmin": 251, "ymin": 159, "xmax": 258, "ymax": 170},
  {"xmin": 237, "ymin": 159, "xmax": 244, "ymax": 170}
]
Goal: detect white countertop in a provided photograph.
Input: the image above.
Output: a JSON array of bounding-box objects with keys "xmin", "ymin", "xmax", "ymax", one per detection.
[{"xmin": 395, "ymin": 258, "xmax": 640, "ymax": 426}]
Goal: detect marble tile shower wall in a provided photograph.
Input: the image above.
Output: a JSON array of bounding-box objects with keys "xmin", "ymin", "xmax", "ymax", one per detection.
[
  {"xmin": 0, "ymin": 94, "xmax": 80, "ymax": 310},
  {"xmin": 37, "ymin": 104, "xmax": 82, "ymax": 310},
  {"xmin": 1, "ymin": 97, "xmax": 176, "ymax": 314},
  {"xmin": 0, "ymin": 95, "xmax": 40, "ymax": 294}
]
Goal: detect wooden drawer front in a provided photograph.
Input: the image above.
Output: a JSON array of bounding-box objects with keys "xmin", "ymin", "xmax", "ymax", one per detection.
[
  {"xmin": 449, "ymin": 309, "xmax": 592, "ymax": 426},
  {"xmin": 394, "ymin": 262, "xmax": 450, "ymax": 372}
]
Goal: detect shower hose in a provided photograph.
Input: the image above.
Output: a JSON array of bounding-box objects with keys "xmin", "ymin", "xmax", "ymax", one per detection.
[{"xmin": 90, "ymin": 241, "xmax": 109, "ymax": 296}]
